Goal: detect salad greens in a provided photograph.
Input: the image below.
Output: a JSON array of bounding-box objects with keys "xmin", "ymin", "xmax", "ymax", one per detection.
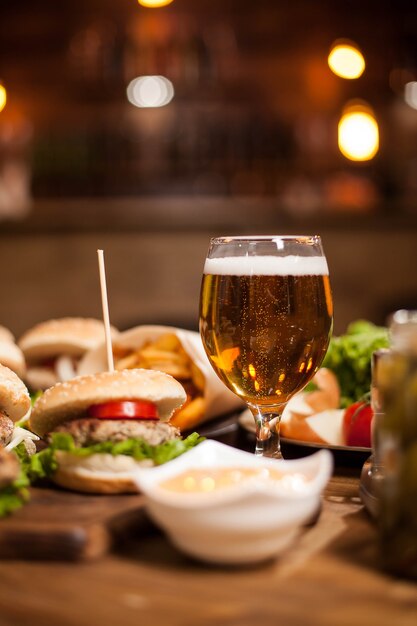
[
  {"xmin": 0, "ymin": 443, "xmax": 31, "ymax": 517},
  {"xmin": 0, "ymin": 487, "xmax": 28, "ymax": 517},
  {"xmin": 23, "ymin": 432, "xmax": 205, "ymax": 482},
  {"xmin": 322, "ymin": 320, "xmax": 389, "ymax": 408}
]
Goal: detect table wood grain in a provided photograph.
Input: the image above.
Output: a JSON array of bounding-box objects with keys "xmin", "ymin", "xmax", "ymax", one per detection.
[{"xmin": 0, "ymin": 486, "xmax": 146, "ymax": 561}]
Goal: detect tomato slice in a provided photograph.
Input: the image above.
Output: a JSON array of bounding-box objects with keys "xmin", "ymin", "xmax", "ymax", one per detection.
[{"xmin": 87, "ymin": 400, "xmax": 159, "ymax": 420}]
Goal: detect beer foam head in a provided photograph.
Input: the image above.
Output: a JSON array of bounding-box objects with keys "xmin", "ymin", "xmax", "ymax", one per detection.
[{"xmin": 204, "ymin": 255, "xmax": 329, "ymax": 276}]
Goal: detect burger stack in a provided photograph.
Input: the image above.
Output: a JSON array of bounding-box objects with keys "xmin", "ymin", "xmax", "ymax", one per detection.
[
  {"xmin": 17, "ymin": 317, "xmax": 118, "ymax": 391},
  {"xmin": 0, "ymin": 317, "xmax": 207, "ymax": 505},
  {"xmin": 0, "ymin": 364, "xmax": 39, "ymax": 516}
]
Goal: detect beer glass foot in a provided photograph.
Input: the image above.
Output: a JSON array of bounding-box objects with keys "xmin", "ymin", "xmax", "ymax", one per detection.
[{"xmin": 248, "ymin": 404, "xmax": 284, "ymax": 459}]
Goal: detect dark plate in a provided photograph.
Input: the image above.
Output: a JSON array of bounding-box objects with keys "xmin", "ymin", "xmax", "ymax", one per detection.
[
  {"xmin": 280, "ymin": 437, "xmax": 370, "ymax": 454},
  {"xmin": 237, "ymin": 410, "xmax": 371, "ymax": 466},
  {"xmin": 184, "ymin": 410, "xmax": 242, "ymax": 448}
]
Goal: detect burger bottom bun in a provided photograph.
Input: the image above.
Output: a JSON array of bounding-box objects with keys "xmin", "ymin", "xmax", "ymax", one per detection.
[
  {"xmin": 53, "ymin": 467, "xmax": 138, "ymax": 494},
  {"xmin": 25, "ymin": 367, "xmax": 59, "ymax": 392},
  {"xmin": 52, "ymin": 451, "xmax": 153, "ymax": 494}
]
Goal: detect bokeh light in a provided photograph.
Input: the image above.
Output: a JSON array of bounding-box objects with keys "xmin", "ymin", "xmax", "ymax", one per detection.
[
  {"xmin": 0, "ymin": 84, "xmax": 7, "ymax": 113},
  {"xmin": 138, "ymin": 0, "xmax": 174, "ymax": 7},
  {"xmin": 127, "ymin": 76, "xmax": 174, "ymax": 108},
  {"xmin": 338, "ymin": 104, "xmax": 379, "ymax": 161},
  {"xmin": 328, "ymin": 43, "xmax": 365, "ymax": 79}
]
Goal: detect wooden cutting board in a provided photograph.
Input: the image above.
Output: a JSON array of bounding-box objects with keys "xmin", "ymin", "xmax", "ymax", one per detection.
[
  {"xmin": 0, "ymin": 485, "xmax": 149, "ymax": 561},
  {"xmin": 0, "ymin": 415, "xmax": 245, "ymax": 562}
]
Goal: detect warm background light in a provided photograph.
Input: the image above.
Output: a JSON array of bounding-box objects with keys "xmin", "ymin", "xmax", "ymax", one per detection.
[
  {"xmin": 0, "ymin": 84, "xmax": 7, "ymax": 112},
  {"xmin": 138, "ymin": 0, "xmax": 174, "ymax": 7},
  {"xmin": 328, "ymin": 43, "xmax": 365, "ymax": 79},
  {"xmin": 338, "ymin": 106, "xmax": 379, "ymax": 161},
  {"xmin": 127, "ymin": 75, "xmax": 174, "ymax": 108},
  {"xmin": 404, "ymin": 82, "xmax": 417, "ymax": 110}
]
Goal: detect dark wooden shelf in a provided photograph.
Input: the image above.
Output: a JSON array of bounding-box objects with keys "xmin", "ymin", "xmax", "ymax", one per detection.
[{"xmin": 0, "ymin": 197, "xmax": 416, "ymax": 235}]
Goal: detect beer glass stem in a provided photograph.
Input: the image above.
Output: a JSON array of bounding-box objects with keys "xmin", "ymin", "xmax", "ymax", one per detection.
[{"xmin": 248, "ymin": 403, "xmax": 284, "ymax": 459}]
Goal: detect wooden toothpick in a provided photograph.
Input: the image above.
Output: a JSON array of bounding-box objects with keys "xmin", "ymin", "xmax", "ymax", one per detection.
[{"xmin": 97, "ymin": 249, "xmax": 114, "ymax": 372}]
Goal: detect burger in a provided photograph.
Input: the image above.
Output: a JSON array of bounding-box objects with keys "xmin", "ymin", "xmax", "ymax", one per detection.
[
  {"xmin": 0, "ymin": 325, "xmax": 26, "ymax": 379},
  {"xmin": 29, "ymin": 368, "xmax": 203, "ymax": 494},
  {"xmin": 0, "ymin": 363, "xmax": 38, "ymax": 453},
  {"xmin": 0, "ymin": 364, "xmax": 39, "ymax": 516},
  {"xmin": 18, "ymin": 317, "xmax": 118, "ymax": 391}
]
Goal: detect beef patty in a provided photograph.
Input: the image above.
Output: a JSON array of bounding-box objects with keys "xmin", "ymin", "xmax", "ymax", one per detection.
[
  {"xmin": 0, "ymin": 447, "xmax": 19, "ymax": 488},
  {"xmin": 51, "ymin": 418, "xmax": 180, "ymax": 447},
  {"xmin": 0, "ymin": 413, "xmax": 14, "ymax": 447}
]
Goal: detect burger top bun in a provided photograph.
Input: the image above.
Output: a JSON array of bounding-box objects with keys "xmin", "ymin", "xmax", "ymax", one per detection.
[
  {"xmin": 0, "ymin": 340, "xmax": 26, "ymax": 379},
  {"xmin": 30, "ymin": 368, "xmax": 187, "ymax": 437},
  {"xmin": 0, "ymin": 325, "xmax": 15, "ymax": 344},
  {"xmin": 18, "ymin": 318, "xmax": 118, "ymax": 361},
  {"xmin": 0, "ymin": 363, "xmax": 31, "ymax": 422}
]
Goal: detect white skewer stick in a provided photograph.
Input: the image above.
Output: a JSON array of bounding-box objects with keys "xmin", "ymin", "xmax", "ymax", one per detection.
[{"xmin": 97, "ymin": 249, "xmax": 114, "ymax": 372}]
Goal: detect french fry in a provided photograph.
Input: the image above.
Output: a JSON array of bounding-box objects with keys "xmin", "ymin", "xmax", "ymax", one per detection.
[
  {"xmin": 115, "ymin": 352, "xmax": 142, "ymax": 370},
  {"xmin": 151, "ymin": 333, "xmax": 182, "ymax": 352},
  {"xmin": 191, "ymin": 362, "xmax": 205, "ymax": 392},
  {"xmin": 113, "ymin": 332, "xmax": 207, "ymax": 430},
  {"xmin": 171, "ymin": 396, "xmax": 207, "ymax": 431},
  {"xmin": 139, "ymin": 347, "xmax": 189, "ymax": 367},
  {"xmin": 147, "ymin": 362, "xmax": 191, "ymax": 379}
]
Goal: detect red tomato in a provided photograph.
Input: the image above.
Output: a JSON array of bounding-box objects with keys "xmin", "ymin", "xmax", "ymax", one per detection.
[
  {"xmin": 87, "ymin": 400, "xmax": 159, "ymax": 420},
  {"xmin": 343, "ymin": 401, "xmax": 373, "ymax": 448}
]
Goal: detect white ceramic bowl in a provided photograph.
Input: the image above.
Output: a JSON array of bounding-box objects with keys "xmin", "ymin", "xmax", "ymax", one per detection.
[{"xmin": 133, "ymin": 441, "xmax": 333, "ymax": 565}]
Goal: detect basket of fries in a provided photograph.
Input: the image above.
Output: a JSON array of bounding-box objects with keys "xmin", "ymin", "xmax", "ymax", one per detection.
[{"xmin": 77, "ymin": 325, "xmax": 244, "ymax": 431}]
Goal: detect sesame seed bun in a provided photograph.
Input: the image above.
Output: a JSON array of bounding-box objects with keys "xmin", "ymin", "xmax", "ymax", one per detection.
[
  {"xmin": 18, "ymin": 318, "xmax": 118, "ymax": 361},
  {"xmin": 0, "ymin": 363, "xmax": 31, "ymax": 422},
  {"xmin": 0, "ymin": 326, "xmax": 15, "ymax": 345},
  {"xmin": 0, "ymin": 341, "xmax": 26, "ymax": 379},
  {"xmin": 30, "ymin": 368, "xmax": 187, "ymax": 438}
]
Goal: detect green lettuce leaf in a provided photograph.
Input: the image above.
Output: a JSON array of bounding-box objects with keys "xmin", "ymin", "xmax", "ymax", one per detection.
[
  {"xmin": 0, "ymin": 486, "xmax": 28, "ymax": 517},
  {"xmin": 322, "ymin": 320, "xmax": 389, "ymax": 407},
  {"xmin": 15, "ymin": 391, "xmax": 42, "ymax": 429},
  {"xmin": 0, "ymin": 443, "xmax": 32, "ymax": 517},
  {"xmin": 30, "ymin": 390, "xmax": 43, "ymax": 406},
  {"xmin": 26, "ymin": 432, "xmax": 205, "ymax": 481}
]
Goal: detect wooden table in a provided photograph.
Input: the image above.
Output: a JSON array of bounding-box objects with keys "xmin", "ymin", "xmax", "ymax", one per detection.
[{"xmin": 0, "ymin": 423, "xmax": 416, "ymax": 626}]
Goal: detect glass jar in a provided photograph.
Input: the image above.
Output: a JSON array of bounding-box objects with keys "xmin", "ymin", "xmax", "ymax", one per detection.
[
  {"xmin": 359, "ymin": 348, "xmax": 391, "ymax": 517},
  {"xmin": 377, "ymin": 310, "xmax": 417, "ymax": 578}
]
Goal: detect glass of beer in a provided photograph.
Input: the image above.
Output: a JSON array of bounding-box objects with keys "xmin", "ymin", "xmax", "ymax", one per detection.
[{"xmin": 199, "ymin": 235, "xmax": 333, "ymax": 458}]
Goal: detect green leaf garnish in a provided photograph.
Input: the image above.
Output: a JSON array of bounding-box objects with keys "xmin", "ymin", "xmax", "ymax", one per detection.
[
  {"xmin": 25, "ymin": 431, "xmax": 205, "ymax": 481},
  {"xmin": 322, "ymin": 320, "xmax": 389, "ymax": 407},
  {"xmin": 0, "ymin": 443, "xmax": 33, "ymax": 518}
]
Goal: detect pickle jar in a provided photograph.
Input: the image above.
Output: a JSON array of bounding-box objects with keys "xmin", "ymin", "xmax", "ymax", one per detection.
[{"xmin": 378, "ymin": 310, "xmax": 417, "ymax": 578}]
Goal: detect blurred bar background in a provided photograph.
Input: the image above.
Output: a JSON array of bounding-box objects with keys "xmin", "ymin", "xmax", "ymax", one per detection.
[{"xmin": 0, "ymin": 0, "xmax": 416, "ymax": 335}]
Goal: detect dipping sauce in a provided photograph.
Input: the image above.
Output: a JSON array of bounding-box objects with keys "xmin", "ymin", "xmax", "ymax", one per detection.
[{"xmin": 158, "ymin": 467, "xmax": 310, "ymax": 494}]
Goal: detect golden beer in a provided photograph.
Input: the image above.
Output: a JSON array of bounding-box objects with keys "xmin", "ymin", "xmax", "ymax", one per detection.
[{"xmin": 200, "ymin": 257, "xmax": 333, "ymax": 406}]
